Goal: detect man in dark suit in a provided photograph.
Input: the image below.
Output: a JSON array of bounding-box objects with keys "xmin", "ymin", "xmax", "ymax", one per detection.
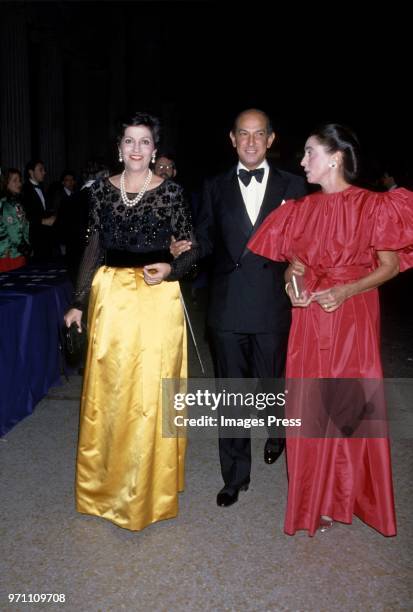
[
  {"xmin": 57, "ymin": 161, "xmax": 108, "ymax": 283},
  {"xmin": 22, "ymin": 159, "xmax": 57, "ymax": 261},
  {"xmin": 173, "ymin": 109, "xmax": 307, "ymax": 507}
]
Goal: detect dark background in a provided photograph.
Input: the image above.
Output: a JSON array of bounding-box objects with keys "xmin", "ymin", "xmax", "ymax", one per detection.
[{"xmin": 0, "ymin": 1, "xmax": 410, "ymax": 190}]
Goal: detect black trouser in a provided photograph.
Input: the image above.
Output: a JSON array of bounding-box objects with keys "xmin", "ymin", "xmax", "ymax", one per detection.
[{"xmin": 210, "ymin": 328, "xmax": 288, "ymax": 490}]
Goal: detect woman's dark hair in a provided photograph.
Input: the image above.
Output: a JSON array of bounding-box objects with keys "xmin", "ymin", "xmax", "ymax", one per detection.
[
  {"xmin": 116, "ymin": 112, "xmax": 161, "ymax": 147},
  {"xmin": 0, "ymin": 167, "xmax": 21, "ymax": 195},
  {"xmin": 309, "ymin": 123, "xmax": 360, "ymax": 182}
]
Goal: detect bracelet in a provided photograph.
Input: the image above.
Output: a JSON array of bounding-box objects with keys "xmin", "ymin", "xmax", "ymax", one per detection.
[{"xmin": 285, "ymin": 281, "xmax": 291, "ymax": 295}]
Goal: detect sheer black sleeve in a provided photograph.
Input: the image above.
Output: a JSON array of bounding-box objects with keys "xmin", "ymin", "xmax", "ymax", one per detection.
[
  {"xmin": 72, "ymin": 185, "xmax": 104, "ymax": 310},
  {"xmin": 167, "ymin": 185, "xmax": 200, "ymax": 281}
]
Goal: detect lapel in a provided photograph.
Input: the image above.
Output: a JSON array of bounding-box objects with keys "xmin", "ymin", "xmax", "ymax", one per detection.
[
  {"xmin": 31, "ymin": 184, "xmax": 45, "ymax": 212},
  {"xmin": 252, "ymin": 166, "xmax": 287, "ymax": 234},
  {"xmin": 237, "ymin": 166, "xmax": 288, "ymax": 259},
  {"xmin": 222, "ymin": 167, "xmax": 253, "ymax": 241}
]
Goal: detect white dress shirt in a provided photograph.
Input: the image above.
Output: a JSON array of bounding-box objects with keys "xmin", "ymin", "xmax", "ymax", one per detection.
[{"xmin": 237, "ymin": 160, "xmax": 269, "ymax": 225}]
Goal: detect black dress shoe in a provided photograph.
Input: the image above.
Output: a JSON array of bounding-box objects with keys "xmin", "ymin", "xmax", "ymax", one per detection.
[
  {"xmin": 264, "ymin": 438, "xmax": 285, "ymax": 464},
  {"xmin": 216, "ymin": 483, "xmax": 249, "ymax": 507}
]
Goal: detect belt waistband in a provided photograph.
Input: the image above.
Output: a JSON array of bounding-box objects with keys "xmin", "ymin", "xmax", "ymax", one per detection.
[
  {"xmin": 104, "ymin": 249, "xmax": 173, "ymax": 267},
  {"xmin": 309, "ymin": 264, "xmax": 371, "ymax": 291}
]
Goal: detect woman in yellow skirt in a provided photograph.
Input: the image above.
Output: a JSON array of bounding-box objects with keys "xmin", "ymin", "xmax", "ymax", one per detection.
[{"xmin": 64, "ymin": 112, "xmax": 198, "ymax": 531}]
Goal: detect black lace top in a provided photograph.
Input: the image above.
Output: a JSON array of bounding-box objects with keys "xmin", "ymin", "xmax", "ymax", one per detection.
[{"xmin": 73, "ymin": 177, "xmax": 199, "ymax": 310}]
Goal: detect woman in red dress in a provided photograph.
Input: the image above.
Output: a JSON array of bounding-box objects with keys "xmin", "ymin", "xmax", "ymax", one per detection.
[{"xmin": 248, "ymin": 124, "xmax": 413, "ymax": 536}]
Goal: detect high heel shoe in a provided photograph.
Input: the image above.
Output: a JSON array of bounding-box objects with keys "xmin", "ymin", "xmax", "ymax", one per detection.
[{"xmin": 319, "ymin": 515, "xmax": 333, "ymax": 533}]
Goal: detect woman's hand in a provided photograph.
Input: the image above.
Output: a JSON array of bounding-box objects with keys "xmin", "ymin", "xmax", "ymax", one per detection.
[
  {"xmin": 291, "ymin": 257, "xmax": 306, "ymax": 277},
  {"xmin": 312, "ymin": 285, "xmax": 350, "ymax": 312},
  {"xmin": 64, "ymin": 308, "xmax": 83, "ymax": 331},
  {"xmin": 170, "ymin": 236, "xmax": 192, "ymax": 258},
  {"xmin": 143, "ymin": 263, "xmax": 171, "ymax": 285},
  {"xmin": 285, "ymin": 282, "xmax": 312, "ymax": 307},
  {"xmin": 285, "ymin": 257, "xmax": 310, "ymax": 306},
  {"xmin": 285, "ymin": 256, "xmax": 306, "ymax": 283}
]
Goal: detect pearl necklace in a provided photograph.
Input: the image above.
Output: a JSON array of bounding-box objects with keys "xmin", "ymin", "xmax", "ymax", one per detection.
[{"xmin": 120, "ymin": 169, "xmax": 152, "ymax": 207}]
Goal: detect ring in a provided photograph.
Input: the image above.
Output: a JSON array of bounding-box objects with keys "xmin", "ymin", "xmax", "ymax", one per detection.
[{"xmin": 324, "ymin": 304, "xmax": 328, "ymax": 309}]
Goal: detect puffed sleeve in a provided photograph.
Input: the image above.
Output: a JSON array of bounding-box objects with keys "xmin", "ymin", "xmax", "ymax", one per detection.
[
  {"xmin": 247, "ymin": 199, "xmax": 297, "ymax": 262},
  {"xmin": 370, "ymin": 188, "xmax": 413, "ymax": 272}
]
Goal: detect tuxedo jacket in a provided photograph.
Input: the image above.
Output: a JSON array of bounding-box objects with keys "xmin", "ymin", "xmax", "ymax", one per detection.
[
  {"xmin": 22, "ymin": 182, "xmax": 56, "ymax": 256},
  {"xmin": 56, "ymin": 187, "xmax": 89, "ymax": 252},
  {"xmin": 196, "ymin": 165, "xmax": 307, "ymax": 334},
  {"xmin": 22, "ymin": 182, "xmax": 49, "ymax": 224}
]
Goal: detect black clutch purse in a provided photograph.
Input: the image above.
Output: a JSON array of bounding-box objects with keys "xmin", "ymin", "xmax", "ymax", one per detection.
[{"xmin": 62, "ymin": 322, "xmax": 87, "ymax": 364}]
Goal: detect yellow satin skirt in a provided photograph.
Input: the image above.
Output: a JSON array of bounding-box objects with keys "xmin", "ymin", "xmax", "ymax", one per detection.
[{"xmin": 75, "ymin": 266, "xmax": 187, "ymax": 531}]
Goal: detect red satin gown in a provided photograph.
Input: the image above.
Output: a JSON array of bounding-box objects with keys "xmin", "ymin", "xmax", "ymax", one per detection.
[{"xmin": 248, "ymin": 186, "xmax": 413, "ymax": 536}]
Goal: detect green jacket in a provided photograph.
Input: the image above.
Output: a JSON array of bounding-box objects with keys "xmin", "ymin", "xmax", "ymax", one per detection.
[{"xmin": 0, "ymin": 196, "xmax": 30, "ymax": 258}]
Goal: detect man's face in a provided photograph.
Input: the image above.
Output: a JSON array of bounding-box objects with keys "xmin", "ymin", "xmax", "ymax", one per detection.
[
  {"xmin": 230, "ymin": 111, "xmax": 275, "ymax": 169},
  {"xmin": 154, "ymin": 156, "xmax": 176, "ymax": 179},
  {"xmin": 31, "ymin": 163, "xmax": 46, "ymax": 183},
  {"xmin": 63, "ymin": 175, "xmax": 76, "ymax": 192}
]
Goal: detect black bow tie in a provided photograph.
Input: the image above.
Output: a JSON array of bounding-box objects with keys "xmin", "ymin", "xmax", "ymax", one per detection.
[{"xmin": 238, "ymin": 167, "xmax": 264, "ymax": 187}]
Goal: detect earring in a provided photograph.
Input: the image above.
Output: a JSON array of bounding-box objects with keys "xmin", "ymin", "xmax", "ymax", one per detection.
[
  {"xmin": 329, "ymin": 162, "xmax": 336, "ymax": 168},
  {"xmin": 118, "ymin": 151, "xmax": 123, "ymax": 162},
  {"xmin": 151, "ymin": 152, "xmax": 156, "ymax": 164}
]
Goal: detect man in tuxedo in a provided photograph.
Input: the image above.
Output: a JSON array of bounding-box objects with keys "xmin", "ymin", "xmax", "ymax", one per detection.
[
  {"xmin": 22, "ymin": 159, "xmax": 57, "ymax": 261},
  {"xmin": 52, "ymin": 171, "xmax": 76, "ymax": 260},
  {"xmin": 51, "ymin": 171, "xmax": 76, "ymax": 216},
  {"xmin": 58, "ymin": 161, "xmax": 108, "ymax": 283},
  {"xmin": 173, "ymin": 109, "xmax": 307, "ymax": 507}
]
